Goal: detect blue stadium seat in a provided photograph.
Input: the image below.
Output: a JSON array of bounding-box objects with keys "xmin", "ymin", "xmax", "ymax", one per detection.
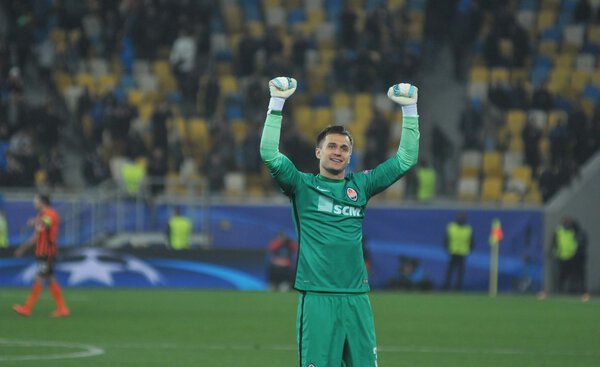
[
  {"xmin": 241, "ymin": 0, "xmax": 260, "ymax": 20},
  {"xmin": 226, "ymin": 104, "xmax": 243, "ymax": 120},
  {"xmin": 519, "ymin": 0, "xmax": 538, "ymax": 11},
  {"xmin": 530, "ymin": 65, "xmax": 551, "ymax": 88},
  {"xmin": 310, "ymin": 93, "xmax": 331, "ymax": 107},
  {"xmin": 553, "ymin": 96, "xmax": 573, "ymax": 112},
  {"xmin": 541, "ymin": 26, "xmax": 562, "ymax": 41},
  {"xmin": 0, "ymin": 142, "xmax": 8, "ymax": 172},
  {"xmin": 582, "ymin": 85, "xmax": 600, "ymax": 104},
  {"xmin": 288, "ymin": 9, "xmax": 306, "ymax": 25},
  {"xmin": 533, "ymin": 55, "xmax": 553, "ymax": 69}
]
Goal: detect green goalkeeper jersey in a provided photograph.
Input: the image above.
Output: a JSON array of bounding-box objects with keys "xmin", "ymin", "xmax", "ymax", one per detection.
[{"xmin": 260, "ymin": 111, "xmax": 420, "ymax": 293}]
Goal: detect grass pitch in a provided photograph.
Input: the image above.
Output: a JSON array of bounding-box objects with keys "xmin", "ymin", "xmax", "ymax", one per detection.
[{"xmin": 1, "ymin": 289, "xmax": 598, "ymax": 367}]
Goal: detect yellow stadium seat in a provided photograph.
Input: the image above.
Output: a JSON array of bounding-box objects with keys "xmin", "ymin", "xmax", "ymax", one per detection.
[
  {"xmin": 219, "ymin": 75, "xmax": 238, "ymax": 95},
  {"xmin": 537, "ymin": 40, "xmax": 558, "ymax": 56},
  {"xmin": 581, "ymin": 98, "xmax": 595, "ymax": 118},
  {"xmin": 490, "ymin": 67, "xmax": 510, "ymax": 83},
  {"xmin": 459, "ymin": 150, "xmax": 482, "ymax": 178},
  {"xmin": 469, "ymin": 66, "xmax": 489, "ymax": 83},
  {"xmin": 570, "ymin": 70, "xmax": 590, "ymax": 93},
  {"xmin": 509, "ymin": 135, "xmax": 524, "ymax": 154},
  {"xmin": 502, "ymin": 191, "xmax": 522, "ymax": 206},
  {"xmin": 554, "ymin": 53, "xmax": 574, "ymax": 68},
  {"xmin": 537, "ymin": 10, "xmax": 556, "ymax": 30},
  {"xmin": 153, "ymin": 60, "xmax": 172, "ymax": 79},
  {"xmin": 216, "ymin": 61, "xmax": 233, "ymax": 76},
  {"xmin": 354, "ymin": 93, "xmax": 372, "ymax": 110},
  {"xmin": 506, "ymin": 109, "xmax": 527, "ymax": 134},
  {"xmin": 308, "ymin": 9, "xmax": 325, "ymax": 25},
  {"xmin": 510, "ymin": 68, "xmax": 529, "ymax": 84},
  {"xmin": 332, "ymin": 92, "xmax": 351, "ymax": 107},
  {"xmin": 549, "ymin": 67, "xmax": 571, "ymax": 89},
  {"xmin": 231, "ymin": 119, "xmax": 248, "ymax": 144},
  {"xmin": 294, "ymin": 105, "xmax": 313, "ymax": 125},
  {"xmin": 223, "ymin": 5, "xmax": 242, "ymax": 34},
  {"xmin": 525, "ymin": 182, "xmax": 542, "ymax": 204},
  {"xmin": 457, "ymin": 177, "xmax": 480, "ymax": 202},
  {"xmin": 139, "ymin": 103, "xmax": 154, "ymax": 122},
  {"xmin": 262, "ymin": 0, "xmax": 281, "ymax": 8},
  {"xmin": 587, "ymin": 25, "xmax": 600, "ymax": 44},
  {"xmin": 77, "ymin": 72, "xmax": 95, "ymax": 90},
  {"xmin": 246, "ymin": 21, "xmax": 265, "ymax": 37},
  {"xmin": 53, "ymin": 71, "xmax": 73, "ymax": 95},
  {"xmin": 547, "ymin": 110, "xmax": 567, "ymax": 129},
  {"xmin": 127, "ymin": 89, "xmax": 145, "ymax": 107},
  {"xmin": 314, "ymin": 107, "xmax": 332, "ymax": 126},
  {"xmin": 169, "ymin": 117, "xmax": 185, "ymax": 138},
  {"xmin": 483, "ymin": 151, "xmax": 503, "ymax": 178},
  {"xmin": 481, "ymin": 177, "xmax": 503, "ymax": 202},
  {"xmin": 512, "ymin": 165, "xmax": 532, "ymax": 187}
]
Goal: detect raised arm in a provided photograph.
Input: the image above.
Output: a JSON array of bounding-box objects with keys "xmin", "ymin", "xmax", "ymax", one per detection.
[
  {"xmin": 363, "ymin": 83, "xmax": 420, "ymax": 196},
  {"xmin": 259, "ymin": 77, "xmax": 301, "ymax": 195},
  {"xmin": 388, "ymin": 83, "xmax": 420, "ymax": 173},
  {"xmin": 259, "ymin": 77, "xmax": 297, "ymax": 164}
]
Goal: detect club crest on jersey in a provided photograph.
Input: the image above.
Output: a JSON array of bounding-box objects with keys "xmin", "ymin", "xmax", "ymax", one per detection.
[
  {"xmin": 307, "ymin": 364, "xmax": 315, "ymax": 367},
  {"xmin": 346, "ymin": 187, "xmax": 358, "ymax": 201}
]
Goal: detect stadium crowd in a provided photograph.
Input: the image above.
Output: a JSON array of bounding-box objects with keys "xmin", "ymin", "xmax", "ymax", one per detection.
[{"xmin": 0, "ymin": 0, "xmax": 598, "ymax": 203}]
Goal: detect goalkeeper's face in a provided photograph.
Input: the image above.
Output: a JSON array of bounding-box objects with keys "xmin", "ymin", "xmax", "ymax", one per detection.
[{"xmin": 316, "ymin": 133, "xmax": 352, "ymax": 178}]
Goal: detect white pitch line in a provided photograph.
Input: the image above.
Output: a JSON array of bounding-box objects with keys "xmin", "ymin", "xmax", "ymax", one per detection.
[
  {"xmin": 0, "ymin": 339, "xmax": 104, "ymax": 362},
  {"xmin": 91, "ymin": 341, "xmax": 598, "ymax": 357}
]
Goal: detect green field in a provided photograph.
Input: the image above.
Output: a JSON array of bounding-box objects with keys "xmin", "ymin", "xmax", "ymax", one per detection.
[{"xmin": 1, "ymin": 289, "xmax": 598, "ymax": 366}]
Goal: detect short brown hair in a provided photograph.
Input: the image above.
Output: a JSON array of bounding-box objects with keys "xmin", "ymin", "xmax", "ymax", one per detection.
[{"xmin": 316, "ymin": 125, "xmax": 353, "ymax": 148}]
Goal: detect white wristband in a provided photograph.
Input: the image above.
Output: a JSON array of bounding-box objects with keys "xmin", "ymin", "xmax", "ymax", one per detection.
[
  {"xmin": 401, "ymin": 104, "xmax": 418, "ymax": 117},
  {"xmin": 268, "ymin": 97, "xmax": 286, "ymax": 111},
  {"xmin": 402, "ymin": 103, "xmax": 419, "ymax": 116}
]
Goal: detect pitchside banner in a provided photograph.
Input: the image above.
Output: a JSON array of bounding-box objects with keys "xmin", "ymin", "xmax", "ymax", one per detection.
[
  {"xmin": 0, "ymin": 247, "xmax": 267, "ymax": 290},
  {"xmin": 1, "ymin": 200, "xmax": 543, "ymax": 292}
]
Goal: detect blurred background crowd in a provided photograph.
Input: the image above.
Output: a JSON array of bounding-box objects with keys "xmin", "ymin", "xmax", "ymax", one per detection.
[{"xmin": 1, "ymin": 0, "xmax": 599, "ymax": 204}]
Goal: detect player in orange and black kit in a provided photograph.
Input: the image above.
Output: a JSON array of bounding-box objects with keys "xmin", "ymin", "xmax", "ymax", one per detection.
[{"xmin": 13, "ymin": 193, "xmax": 69, "ymax": 317}]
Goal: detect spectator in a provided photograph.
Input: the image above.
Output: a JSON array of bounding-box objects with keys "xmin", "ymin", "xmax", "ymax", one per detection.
[
  {"xmin": 431, "ymin": 124, "xmax": 453, "ymax": 194},
  {"xmin": 551, "ymin": 216, "xmax": 590, "ymax": 301},
  {"xmin": 146, "ymin": 147, "xmax": 168, "ymax": 198},
  {"xmin": 458, "ymin": 100, "xmax": 483, "ymax": 149},
  {"xmin": 338, "ymin": 4, "xmax": 358, "ymax": 49},
  {"xmin": 548, "ymin": 118, "xmax": 569, "ymax": 166},
  {"xmin": 290, "ymin": 29, "xmax": 309, "ymax": 74},
  {"xmin": 82, "ymin": 147, "xmax": 110, "ymax": 186},
  {"xmin": 531, "ymin": 81, "xmax": 555, "ymax": 111},
  {"xmin": 0, "ymin": 207, "xmax": 7, "ymax": 248},
  {"xmin": 150, "ymin": 101, "xmax": 171, "ymax": 153},
  {"xmin": 169, "ymin": 27, "xmax": 197, "ymax": 102},
  {"xmin": 387, "ymin": 255, "xmax": 433, "ymax": 291},
  {"xmin": 443, "ymin": 212, "xmax": 474, "ymax": 291},
  {"xmin": 237, "ymin": 29, "xmax": 259, "ymax": 77},
  {"xmin": 416, "ymin": 160, "xmax": 437, "ymax": 202},
  {"xmin": 266, "ymin": 231, "xmax": 298, "ymax": 292},
  {"xmin": 166, "ymin": 206, "xmax": 192, "ymax": 250},
  {"xmin": 452, "ymin": 0, "xmax": 483, "ymax": 80},
  {"xmin": 522, "ymin": 118, "xmax": 542, "ymax": 177}
]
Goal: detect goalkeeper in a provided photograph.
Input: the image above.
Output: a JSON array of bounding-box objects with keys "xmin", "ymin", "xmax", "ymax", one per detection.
[{"xmin": 260, "ymin": 77, "xmax": 420, "ymax": 366}]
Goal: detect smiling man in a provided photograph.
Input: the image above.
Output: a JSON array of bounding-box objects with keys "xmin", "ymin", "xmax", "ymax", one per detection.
[{"xmin": 260, "ymin": 77, "xmax": 420, "ymax": 367}]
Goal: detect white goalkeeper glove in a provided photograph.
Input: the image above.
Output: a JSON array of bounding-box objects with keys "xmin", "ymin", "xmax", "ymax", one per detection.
[
  {"xmin": 268, "ymin": 76, "xmax": 297, "ymax": 111},
  {"xmin": 387, "ymin": 83, "xmax": 418, "ymax": 116}
]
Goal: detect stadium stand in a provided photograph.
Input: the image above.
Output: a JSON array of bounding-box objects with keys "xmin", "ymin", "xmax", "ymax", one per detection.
[{"xmin": 0, "ymin": 0, "xmax": 598, "ymax": 206}]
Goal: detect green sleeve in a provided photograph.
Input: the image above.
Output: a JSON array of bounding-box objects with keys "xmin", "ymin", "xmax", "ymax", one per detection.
[
  {"xmin": 364, "ymin": 115, "xmax": 420, "ymax": 197},
  {"xmin": 259, "ymin": 110, "xmax": 301, "ymax": 195},
  {"xmin": 259, "ymin": 110, "xmax": 283, "ymax": 164}
]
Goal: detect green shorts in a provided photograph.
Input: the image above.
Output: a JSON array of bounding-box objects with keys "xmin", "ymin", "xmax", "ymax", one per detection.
[{"xmin": 296, "ymin": 291, "xmax": 378, "ymax": 367}]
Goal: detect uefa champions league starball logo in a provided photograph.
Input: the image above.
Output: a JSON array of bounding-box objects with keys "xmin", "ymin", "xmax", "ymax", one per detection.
[{"xmin": 18, "ymin": 248, "xmax": 163, "ymax": 286}]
